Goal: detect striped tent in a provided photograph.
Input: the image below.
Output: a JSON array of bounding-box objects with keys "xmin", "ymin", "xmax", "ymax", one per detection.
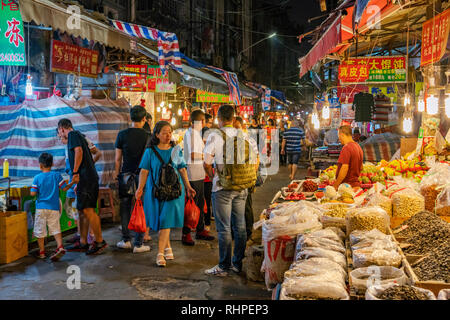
[
  {"xmin": 0, "ymin": 96, "xmax": 131, "ymax": 185},
  {"xmin": 360, "ymin": 132, "xmax": 401, "ymax": 163}
]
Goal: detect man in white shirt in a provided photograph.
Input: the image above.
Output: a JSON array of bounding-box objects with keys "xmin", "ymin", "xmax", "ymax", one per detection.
[
  {"xmin": 203, "ymin": 105, "xmax": 258, "ymax": 276},
  {"xmin": 182, "ymin": 109, "xmax": 215, "ymax": 246}
]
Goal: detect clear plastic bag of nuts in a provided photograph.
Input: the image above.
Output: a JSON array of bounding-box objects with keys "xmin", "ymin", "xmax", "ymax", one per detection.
[
  {"xmin": 345, "ymin": 206, "xmax": 390, "ymax": 236},
  {"xmin": 391, "ymin": 188, "xmax": 425, "ymax": 218},
  {"xmin": 419, "ymin": 163, "xmax": 450, "ymax": 212},
  {"xmin": 435, "ymin": 184, "xmax": 450, "ymax": 216}
]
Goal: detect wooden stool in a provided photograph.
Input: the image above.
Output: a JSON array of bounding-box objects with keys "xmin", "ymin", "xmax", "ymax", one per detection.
[{"xmin": 98, "ymin": 187, "xmax": 115, "ymax": 222}]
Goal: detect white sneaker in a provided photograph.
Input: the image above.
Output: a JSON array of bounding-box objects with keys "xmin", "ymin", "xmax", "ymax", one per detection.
[
  {"xmin": 116, "ymin": 240, "xmax": 131, "ymax": 249},
  {"xmin": 204, "ymin": 264, "xmax": 228, "ymax": 276},
  {"xmin": 133, "ymin": 245, "xmax": 151, "ymax": 253}
]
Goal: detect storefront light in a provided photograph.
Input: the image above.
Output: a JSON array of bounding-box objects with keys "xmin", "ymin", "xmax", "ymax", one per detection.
[
  {"xmin": 445, "ymin": 95, "xmax": 450, "ymax": 118},
  {"xmin": 162, "ymin": 107, "xmax": 167, "ymax": 114},
  {"xmin": 322, "ymin": 105, "xmax": 330, "ymax": 120},
  {"xmin": 426, "ymin": 95, "xmax": 439, "ymax": 115},
  {"xmin": 177, "ymin": 108, "xmax": 182, "ymax": 116},
  {"xmin": 25, "ymin": 74, "xmax": 33, "ymax": 96},
  {"xmin": 417, "ymin": 97, "xmax": 425, "ymax": 112},
  {"xmin": 169, "ymin": 103, "xmax": 172, "ymax": 109},
  {"xmin": 403, "ymin": 115, "xmax": 413, "ymax": 133},
  {"xmin": 214, "ymin": 118, "xmax": 218, "ymax": 125},
  {"xmin": 157, "ymin": 106, "xmax": 161, "ymax": 112},
  {"xmin": 403, "ymin": 93, "xmax": 410, "ymax": 106},
  {"xmin": 244, "ymin": 113, "xmax": 248, "ymax": 119},
  {"xmin": 171, "ymin": 117, "xmax": 176, "ymax": 126}
]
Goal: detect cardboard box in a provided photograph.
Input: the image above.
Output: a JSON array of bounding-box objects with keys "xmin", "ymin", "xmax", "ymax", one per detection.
[
  {"xmin": 400, "ymin": 137, "xmax": 418, "ymax": 157},
  {"xmin": 0, "ymin": 211, "xmax": 28, "ymax": 264}
]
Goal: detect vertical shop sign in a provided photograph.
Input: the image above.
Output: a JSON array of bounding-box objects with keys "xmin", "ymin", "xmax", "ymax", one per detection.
[
  {"xmin": 50, "ymin": 40, "xmax": 99, "ymax": 78},
  {"xmin": 0, "ymin": 1, "xmax": 26, "ymax": 66},
  {"xmin": 148, "ymin": 65, "xmax": 168, "ymax": 91},
  {"xmin": 421, "ymin": 8, "xmax": 450, "ymax": 66}
]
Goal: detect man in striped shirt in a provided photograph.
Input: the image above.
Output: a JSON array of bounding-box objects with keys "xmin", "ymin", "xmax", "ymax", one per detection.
[{"xmin": 281, "ymin": 120, "xmax": 305, "ymax": 180}]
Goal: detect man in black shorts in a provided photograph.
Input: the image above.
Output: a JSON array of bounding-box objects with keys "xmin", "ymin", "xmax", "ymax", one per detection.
[{"xmin": 58, "ymin": 119, "xmax": 108, "ymax": 255}]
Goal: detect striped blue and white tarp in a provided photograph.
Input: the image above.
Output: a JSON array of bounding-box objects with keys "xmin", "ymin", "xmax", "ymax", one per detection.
[{"xmin": 0, "ymin": 96, "xmax": 131, "ymax": 185}]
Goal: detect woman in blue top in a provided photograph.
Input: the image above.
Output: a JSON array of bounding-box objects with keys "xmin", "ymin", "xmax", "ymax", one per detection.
[{"xmin": 135, "ymin": 121, "xmax": 196, "ymax": 267}]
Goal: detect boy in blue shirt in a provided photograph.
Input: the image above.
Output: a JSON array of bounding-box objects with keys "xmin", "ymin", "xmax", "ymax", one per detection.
[{"xmin": 31, "ymin": 153, "xmax": 75, "ymax": 261}]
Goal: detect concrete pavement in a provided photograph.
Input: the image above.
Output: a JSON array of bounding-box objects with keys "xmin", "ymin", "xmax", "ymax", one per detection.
[{"xmin": 0, "ymin": 165, "xmax": 306, "ymax": 300}]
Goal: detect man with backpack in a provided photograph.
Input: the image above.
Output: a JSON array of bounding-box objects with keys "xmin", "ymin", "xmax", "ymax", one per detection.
[
  {"xmin": 114, "ymin": 105, "xmax": 150, "ymax": 253},
  {"xmin": 203, "ymin": 105, "xmax": 258, "ymax": 276}
]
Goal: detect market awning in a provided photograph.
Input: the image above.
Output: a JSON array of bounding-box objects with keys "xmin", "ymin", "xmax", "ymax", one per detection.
[
  {"xmin": 19, "ymin": 0, "xmax": 132, "ymax": 51},
  {"xmin": 299, "ymin": 14, "xmax": 342, "ymax": 78}
]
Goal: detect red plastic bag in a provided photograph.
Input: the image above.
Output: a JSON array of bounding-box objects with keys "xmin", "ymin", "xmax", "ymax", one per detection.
[
  {"xmin": 128, "ymin": 200, "xmax": 146, "ymax": 233},
  {"xmin": 184, "ymin": 198, "xmax": 200, "ymax": 230}
]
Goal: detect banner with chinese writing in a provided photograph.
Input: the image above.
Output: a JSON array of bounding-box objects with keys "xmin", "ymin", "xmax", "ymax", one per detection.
[
  {"xmin": 196, "ymin": 90, "xmax": 231, "ymax": 103},
  {"xmin": 156, "ymin": 81, "xmax": 176, "ymax": 93},
  {"xmin": 368, "ymin": 85, "xmax": 398, "ymax": 102},
  {"xmin": 239, "ymin": 105, "xmax": 254, "ymax": 115},
  {"xmin": 50, "ymin": 40, "xmax": 99, "ymax": 78},
  {"xmin": 0, "ymin": 1, "xmax": 26, "ymax": 66},
  {"xmin": 148, "ymin": 65, "xmax": 168, "ymax": 91},
  {"xmin": 421, "ymin": 8, "xmax": 450, "ymax": 66},
  {"xmin": 338, "ymin": 56, "xmax": 406, "ymax": 84}
]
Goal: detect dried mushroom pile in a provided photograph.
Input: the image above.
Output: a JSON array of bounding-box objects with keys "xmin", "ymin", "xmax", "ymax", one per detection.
[
  {"xmin": 395, "ymin": 211, "xmax": 450, "ymax": 283},
  {"xmin": 377, "ymin": 285, "xmax": 430, "ymax": 300}
]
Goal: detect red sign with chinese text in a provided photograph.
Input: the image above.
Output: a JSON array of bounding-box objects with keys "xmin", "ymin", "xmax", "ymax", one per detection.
[
  {"xmin": 338, "ymin": 56, "xmax": 406, "ymax": 84},
  {"xmin": 50, "ymin": 40, "xmax": 99, "ymax": 78},
  {"xmin": 239, "ymin": 105, "xmax": 254, "ymax": 115},
  {"xmin": 421, "ymin": 8, "xmax": 450, "ymax": 66}
]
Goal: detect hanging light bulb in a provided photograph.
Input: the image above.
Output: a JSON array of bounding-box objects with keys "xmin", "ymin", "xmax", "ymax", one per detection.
[
  {"xmin": 244, "ymin": 113, "xmax": 248, "ymax": 119},
  {"xmin": 445, "ymin": 94, "xmax": 450, "ymax": 118},
  {"xmin": 171, "ymin": 117, "xmax": 176, "ymax": 126},
  {"xmin": 417, "ymin": 96, "xmax": 425, "ymax": 112},
  {"xmin": 169, "ymin": 103, "xmax": 172, "ymax": 109},
  {"xmin": 426, "ymin": 95, "xmax": 439, "ymax": 115},
  {"xmin": 160, "ymin": 101, "xmax": 165, "ymax": 107},
  {"xmin": 403, "ymin": 113, "xmax": 413, "ymax": 133},
  {"xmin": 162, "ymin": 107, "xmax": 167, "ymax": 114},
  {"xmin": 311, "ymin": 110, "xmax": 320, "ymax": 130},
  {"xmin": 177, "ymin": 108, "xmax": 182, "ymax": 116},
  {"xmin": 214, "ymin": 118, "xmax": 218, "ymax": 125},
  {"xmin": 403, "ymin": 93, "xmax": 411, "ymax": 106},
  {"xmin": 322, "ymin": 104, "xmax": 330, "ymax": 120},
  {"xmin": 157, "ymin": 106, "xmax": 161, "ymax": 112},
  {"xmin": 25, "ymin": 74, "xmax": 33, "ymax": 96}
]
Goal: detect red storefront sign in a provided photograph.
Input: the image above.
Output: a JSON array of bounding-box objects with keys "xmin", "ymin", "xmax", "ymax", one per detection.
[
  {"xmin": 148, "ymin": 65, "xmax": 168, "ymax": 91},
  {"xmin": 421, "ymin": 8, "xmax": 450, "ymax": 66},
  {"xmin": 338, "ymin": 56, "xmax": 406, "ymax": 84},
  {"xmin": 117, "ymin": 65, "xmax": 167, "ymax": 92},
  {"xmin": 239, "ymin": 105, "xmax": 254, "ymax": 115},
  {"xmin": 50, "ymin": 40, "xmax": 99, "ymax": 78}
]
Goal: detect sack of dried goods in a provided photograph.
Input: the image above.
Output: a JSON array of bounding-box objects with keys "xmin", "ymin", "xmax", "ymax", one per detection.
[
  {"xmin": 435, "ymin": 185, "xmax": 450, "ymax": 216},
  {"xmin": 296, "ymin": 233, "xmax": 345, "ymax": 254},
  {"xmin": 306, "ymin": 228, "xmax": 345, "ymax": 244},
  {"xmin": 296, "ymin": 246, "xmax": 347, "ymax": 269},
  {"xmin": 280, "ymin": 275, "xmax": 350, "ymax": 300},
  {"xmin": 320, "ymin": 203, "xmax": 352, "ymax": 231},
  {"xmin": 261, "ymin": 235, "xmax": 296, "ymax": 290},
  {"xmin": 391, "ymin": 188, "xmax": 425, "ymax": 218},
  {"xmin": 346, "ymin": 206, "xmax": 390, "ymax": 236},
  {"xmin": 419, "ymin": 163, "xmax": 450, "ymax": 211},
  {"xmin": 438, "ymin": 289, "xmax": 450, "ymax": 300},
  {"xmin": 350, "ymin": 229, "xmax": 393, "ymax": 246},
  {"xmin": 288, "ymin": 257, "xmax": 347, "ymax": 281},
  {"xmin": 350, "ymin": 266, "xmax": 408, "ymax": 295},
  {"xmin": 365, "ymin": 283, "xmax": 436, "ymax": 300},
  {"xmin": 351, "ymin": 238, "xmax": 398, "ymax": 252},
  {"xmin": 352, "ymin": 247, "xmax": 402, "ymax": 268},
  {"xmin": 365, "ymin": 187, "xmax": 392, "ymax": 216}
]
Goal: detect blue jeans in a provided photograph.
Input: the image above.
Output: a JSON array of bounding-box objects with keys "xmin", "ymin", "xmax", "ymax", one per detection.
[{"xmin": 212, "ymin": 189, "xmax": 248, "ymax": 271}]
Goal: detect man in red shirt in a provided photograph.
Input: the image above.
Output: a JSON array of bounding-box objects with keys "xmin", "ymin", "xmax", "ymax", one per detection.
[{"xmin": 333, "ymin": 125, "xmax": 363, "ymax": 189}]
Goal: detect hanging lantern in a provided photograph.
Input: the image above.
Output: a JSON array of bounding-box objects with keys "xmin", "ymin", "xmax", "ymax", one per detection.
[
  {"xmin": 445, "ymin": 94, "xmax": 450, "ymax": 118},
  {"xmin": 322, "ymin": 104, "xmax": 330, "ymax": 120},
  {"xmin": 403, "ymin": 93, "xmax": 411, "ymax": 106},
  {"xmin": 417, "ymin": 97, "xmax": 425, "ymax": 112},
  {"xmin": 25, "ymin": 74, "xmax": 33, "ymax": 96},
  {"xmin": 171, "ymin": 117, "xmax": 176, "ymax": 126},
  {"xmin": 403, "ymin": 113, "xmax": 413, "ymax": 133},
  {"xmin": 426, "ymin": 95, "xmax": 439, "ymax": 115},
  {"xmin": 177, "ymin": 108, "xmax": 182, "ymax": 116}
]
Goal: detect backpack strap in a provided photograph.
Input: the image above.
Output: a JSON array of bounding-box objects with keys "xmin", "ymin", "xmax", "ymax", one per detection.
[{"xmin": 220, "ymin": 129, "xmax": 228, "ymax": 164}]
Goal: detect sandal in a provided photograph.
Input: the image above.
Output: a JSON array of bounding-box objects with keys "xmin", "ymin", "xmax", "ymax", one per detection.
[
  {"xmin": 156, "ymin": 253, "xmax": 166, "ymax": 267},
  {"xmin": 164, "ymin": 248, "xmax": 174, "ymax": 260}
]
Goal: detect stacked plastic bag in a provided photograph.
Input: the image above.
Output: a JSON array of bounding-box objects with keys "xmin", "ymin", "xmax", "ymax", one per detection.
[{"xmin": 279, "ymin": 228, "xmax": 349, "ymax": 300}]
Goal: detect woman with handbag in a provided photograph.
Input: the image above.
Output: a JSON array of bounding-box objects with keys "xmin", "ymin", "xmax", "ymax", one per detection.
[{"xmin": 135, "ymin": 121, "xmax": 196, "ymax": 267}]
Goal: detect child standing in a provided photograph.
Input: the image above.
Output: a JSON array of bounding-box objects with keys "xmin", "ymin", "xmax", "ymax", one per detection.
[{"xmin": 30, "ymin": 153, "xmax": 74, "ymax": 261}]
